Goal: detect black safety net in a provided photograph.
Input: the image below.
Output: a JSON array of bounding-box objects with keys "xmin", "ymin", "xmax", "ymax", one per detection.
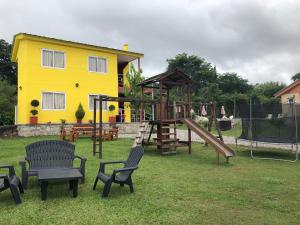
[{"xmin": 238, "ymin": 103, "xmax": 300, "ymax": 143}]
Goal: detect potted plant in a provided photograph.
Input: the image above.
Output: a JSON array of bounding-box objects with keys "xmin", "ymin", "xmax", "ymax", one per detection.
[
  {"xmin": 75, "ymin": 103, "xmax": 85, "ymax": 124},
  {"xmin": 30, "ymin": 99, "xmax": 39, "ymax": 125},
  {"xmin": 60, "ymin": 119, "xmax": 66, "ymax": 128},
  {"xmin": 30, "ymin": 109, "xmax": 38, "ymax": 124},
  {"xmin": 108, "ymin": 104, "xmax": 116, "ymax": 123}
]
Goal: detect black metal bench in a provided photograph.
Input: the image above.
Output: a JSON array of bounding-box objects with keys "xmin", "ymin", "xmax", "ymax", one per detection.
[{"xmin": 20, "ymin": 140, "xmax": 87, "ymax": 189}]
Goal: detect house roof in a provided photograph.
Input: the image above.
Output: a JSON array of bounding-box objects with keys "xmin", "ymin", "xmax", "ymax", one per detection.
[
  {"xmin": 11, "ymin": 33, "xmax": 144, "ymax": 62},
  {"xmin": 274, "ymin": 79, "xmax": 300, "ymax": 97},
  {"xmin": 138, "ymin": 69, "xmax": 194, "ymax": 88}
]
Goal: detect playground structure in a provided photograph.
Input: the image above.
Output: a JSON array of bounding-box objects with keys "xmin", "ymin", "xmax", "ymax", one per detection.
[
  {"xmin": 92, "ymin": 69, "xmax": 235, "ymax": 162},
  {"xmin": 236, "ymin": 100, "xmax": 299, "ymax": 162}
]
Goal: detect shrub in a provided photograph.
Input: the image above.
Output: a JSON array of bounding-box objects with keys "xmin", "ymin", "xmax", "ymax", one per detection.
[
  {"xmin": 75, "ymin": 103, "xmax": 85, "ymax": 120},
  {"xmin": 31, "ymin": 99, "xmax": 39, "ymax": 107},
  {"xmin": 109, "ymin": 104, "xmax": 115, "ymax": 111},
  {"xmin": 30, "ymin": 109, "xmax": 38, "ymax": 116}
]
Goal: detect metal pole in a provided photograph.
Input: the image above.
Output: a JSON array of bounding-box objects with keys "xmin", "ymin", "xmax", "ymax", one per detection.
[
  {"xmin": 249, "ymin": 97, "xmax": 254, "ymax": 158},
  {"xmin": 99, "ymin": 95, "xmax": 103, "ymax": 159},
  {"xmin": 93, "ymin": 98, "xmax": 96, "ymax": 156},
  {"xmin": 294, "ymin": 103, "xmax": 298, "ymax": 161}
]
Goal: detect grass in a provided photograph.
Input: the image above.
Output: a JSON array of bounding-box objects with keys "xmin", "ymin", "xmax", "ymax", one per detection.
[{"xmin": 1, "ymin": 137, "xmax": 300, "ymax": 224}]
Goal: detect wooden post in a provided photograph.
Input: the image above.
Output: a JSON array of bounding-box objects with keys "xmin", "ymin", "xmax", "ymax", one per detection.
[
  {"xmin": 140, "ymin": 87, "xmax": 144, "ymax": 122},
  {"xmin": 99, "ymin": 95, "xmax": 103, "ymax": 159},
  {"xmin": 173, "ymin": 101, "xmax": 176, "ymax": 119},
  {"xmin": 138, "ymin": 58, "xmax": 141, "ymax": 71},
  {"xmin": 93, "ymin": 98, "xmax": 96, "ymax": 156},
  {"xmin": 212, "ymin": 102, "xmax": 223, "ymax": 142},
  {"xmin": 188, "ymin": 128, "xmax": 191, "ymax": 154},
  {"xmin": 159, "ymin": 82, "xmax": 163, "ymax": 121},
  {"xmin": 187, "ymin": 85, "xmax": 191, "ymax": 118},
  {"xmin": 167, "ymin": 88, "xmax": 170, "ymax": 119}
]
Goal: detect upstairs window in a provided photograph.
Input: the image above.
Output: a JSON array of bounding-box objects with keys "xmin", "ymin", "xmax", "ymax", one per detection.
[
  {"xmin": 42, "ymin": 49, "xmax": 65, "ymax": 69},
  {"xmin": 88, "ymin": 94, "xmax": 108, "ymax": 111},
  {"xmin": 88, "ymin": 56, "xmax": 107, "ymax": 73},
  {"xmin": 42, "ymin": 92, "xmax": 65, "ymax": 110}
]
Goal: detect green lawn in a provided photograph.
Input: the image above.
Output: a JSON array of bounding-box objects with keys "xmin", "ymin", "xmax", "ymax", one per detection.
[{"xmin": 1, "ymin": 137, "xmax": 300, "ymax": 225}]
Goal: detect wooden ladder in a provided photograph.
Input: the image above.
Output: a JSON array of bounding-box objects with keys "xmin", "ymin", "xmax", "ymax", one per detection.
[
  {"xmin": 159, "ymin": 121, "xmax": 178, "ymax": 155},
  {"xmin": 132, "ymin": 122, "xmax": 149, "ymax": 148}
]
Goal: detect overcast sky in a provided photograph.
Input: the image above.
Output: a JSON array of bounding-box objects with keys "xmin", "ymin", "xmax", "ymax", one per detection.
[{"xmin": 1, "ymin": 0, "xmax": 299, "ymax": 84}]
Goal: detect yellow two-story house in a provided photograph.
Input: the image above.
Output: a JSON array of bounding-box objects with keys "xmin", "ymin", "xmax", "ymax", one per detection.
[{"xmin": 11, "ymin": 33, "xmax": 143, "ymax": 124}]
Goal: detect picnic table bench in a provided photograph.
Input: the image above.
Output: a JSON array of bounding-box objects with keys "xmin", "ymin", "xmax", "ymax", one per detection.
[{"xmin": 60, "ymin": 125, "xmax": 118, "ymax": 142}]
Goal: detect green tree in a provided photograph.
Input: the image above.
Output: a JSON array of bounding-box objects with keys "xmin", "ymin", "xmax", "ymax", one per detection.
[
  {"xmin": 167, "ymin": 53, "xmax": 217, "ymax": 94},
  {"xmin": 291, "ymin": 72, "xmax": 300, "ymax": 81},
  {"xmin": 252, "ymin": 82, "xmax": 286, "ymax": 104},
  {"xmin": 218, "ymin": 72, "xmax": 252, "ymax": 94},
  {"xmin": 0, "ymin": 39, "xmax": 17, "ymax": 85},
  {"xmin": 0, "ymin": 80, "xmax": 17, "ymax": 125},
  {"xmin": 166, "ymin": 53, "xmax": 255, "ymax": 116},
  {"xmin": 124, "ymin": 64, "xmax": 145, "ymax": 119}
]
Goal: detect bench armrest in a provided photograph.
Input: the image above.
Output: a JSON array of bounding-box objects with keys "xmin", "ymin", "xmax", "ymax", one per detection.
[
  {"xmin": 74, "ymin": 155, "xmax": 87, "ymax": 169},
  {"xmin": 74, "ymin": 155, "xmax": 87, "ymax": 161},
  {"xmin": 0, "ymin": 174, "xmax": 8, "ymax": 179},
  {"xmin": 114, "ymin": 166, "xmax": 138, "ymax": 174},
  {"xmin": 99, "ymin": 160, "xmax": 126, "ymax": 173},
  {"xmin": 0, "ymin": 165, "xmax": 15, "ymax": 176},
  {"xmin": 19, "ymin": 159, "xmax": 28, "ymax": 172},
  {"xmin": 74, "ymin": 155, "xmax": 86, "ymax": 182}
]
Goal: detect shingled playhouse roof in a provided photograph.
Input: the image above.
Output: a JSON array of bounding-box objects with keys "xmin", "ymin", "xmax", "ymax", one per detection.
[{"xmin": 138, "ymin": 69, "xmax": 194, "ymax": 88}]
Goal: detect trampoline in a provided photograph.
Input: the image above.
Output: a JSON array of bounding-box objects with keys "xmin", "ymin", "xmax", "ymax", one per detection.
[{"xmin": 236, "ymin": 101, "xmax": 299, "ymax": 162}]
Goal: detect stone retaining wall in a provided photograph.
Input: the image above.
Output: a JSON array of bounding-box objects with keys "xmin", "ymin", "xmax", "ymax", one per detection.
[
  {"xmin": 0, "ymin": 125, "xmax": 18, "ymax": 137},
  {"xmin": 17, "ymin": 123, "xmax": 140, "ymax": 137}
]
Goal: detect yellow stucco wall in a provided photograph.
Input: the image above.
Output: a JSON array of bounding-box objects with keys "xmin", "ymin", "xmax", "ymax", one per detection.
[
  {"xmin": 122, "ymin": 63, "xmax": 131, "ymax": 123},
  {"xmin": 17, "ymin": 39, "xmax": 120, "ymax": 124}
]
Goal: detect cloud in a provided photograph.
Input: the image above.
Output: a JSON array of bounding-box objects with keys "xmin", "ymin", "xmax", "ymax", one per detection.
[{"xmin": 0, "ymin": 0, "xmax": 299, "ymax": 84}]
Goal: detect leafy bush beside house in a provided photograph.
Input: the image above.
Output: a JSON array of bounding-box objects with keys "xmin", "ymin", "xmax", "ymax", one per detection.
[{"xmin": 0, "ymin": 80, "xmax": 16, "ymax": 125}]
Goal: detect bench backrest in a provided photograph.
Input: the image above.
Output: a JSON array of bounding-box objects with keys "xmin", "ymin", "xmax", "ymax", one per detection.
[
  {"xmin": 25, "ymin": 140, "xmax": 75, "ymax": 169},
  {"xmin": 118, "ymin": 146, "xmax": 144, "ymax": 180}
]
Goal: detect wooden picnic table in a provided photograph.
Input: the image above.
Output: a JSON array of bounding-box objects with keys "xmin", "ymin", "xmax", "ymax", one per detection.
[{"xmin": 60, "ymin": 125, "xmax": 119, "ymax": 142}]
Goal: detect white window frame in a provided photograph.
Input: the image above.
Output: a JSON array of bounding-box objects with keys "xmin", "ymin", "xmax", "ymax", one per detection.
[
  {"xmin": 41, "ymin": 91, "xmax": 66, "ymax": 111},
  {"xmin": 41, "ymin": 49, "xmax": 66, "ymax": 69},
  {"xmin": 88, "ymin": 56, "xmax": 108, "ymax": 74},
  {"xmin": 88, "ymin": 94, "xmax": 108, "ymax": 111}
]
